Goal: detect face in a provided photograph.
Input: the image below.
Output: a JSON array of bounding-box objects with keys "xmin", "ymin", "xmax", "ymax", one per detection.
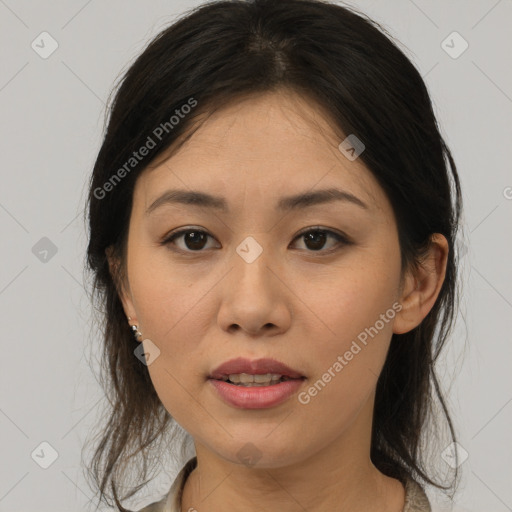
[{"xmin": 116, "ymin": 89, "xmax": 418, "ymax": 469}]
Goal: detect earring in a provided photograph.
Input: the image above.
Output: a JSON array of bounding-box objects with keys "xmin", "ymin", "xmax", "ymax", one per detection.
[{"xmin": 127, "ymin": 316, "xmax": 143, "ymax": 341}]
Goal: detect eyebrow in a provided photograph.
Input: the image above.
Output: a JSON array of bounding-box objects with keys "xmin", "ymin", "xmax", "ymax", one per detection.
[{"xmin": 145, "ymin": 187, "xmax": 368, "ymax": 215}]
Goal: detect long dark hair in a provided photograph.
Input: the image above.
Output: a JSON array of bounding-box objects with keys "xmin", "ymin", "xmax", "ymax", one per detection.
[{"xmin": 84, "ymin": 0, "xmax": 464, "ymax": 510}]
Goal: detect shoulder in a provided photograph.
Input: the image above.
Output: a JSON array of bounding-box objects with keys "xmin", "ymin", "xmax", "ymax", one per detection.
[
  {"xmin": 134, "ymin": 456, "xmax": 198, "ymax": 512},
  {"xmin": 134, "ymin": 495, "xmax": 168, "ymax": 512},
  {"xmin": 403, "ymin": 477, "xmax": 432, "ymax": 512}
]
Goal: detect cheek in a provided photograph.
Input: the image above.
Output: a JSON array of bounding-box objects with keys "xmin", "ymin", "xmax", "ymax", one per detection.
[
  {"xmin": 129, "ymin": 264, "xmax": 213, "ymax": 426},
  {"xmin": 293, "ymin": 252, "xmax": 400, "ymax": 347},
  {"xmin": 131, "ymin": 279, "xmax": 212, "ymax": 378},
  {"xmin": 293, "ymin": 283, "xmax": 400, "ymax": 435},
  {"xmin": 293, "ymin": 252, "xmax": 401, "ymax": 396},
  {"xmin": 127, "ymin": 249, "xmax": 215, "ymax": 397},
  {"xmin": 128, "ymin": 243, "xmax": 207, "ymax": 337}
]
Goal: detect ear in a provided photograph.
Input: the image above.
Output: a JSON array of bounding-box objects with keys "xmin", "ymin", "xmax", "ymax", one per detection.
[
  {"xmin": 105, "ymin": 245, "xmax": 138, "ymax": 326},
  {"xmin": 393, "ymin": 233, "xmax": 449, "ymax": 335}
]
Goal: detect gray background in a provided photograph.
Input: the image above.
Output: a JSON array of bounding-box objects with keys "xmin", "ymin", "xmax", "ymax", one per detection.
[{"xmin": 1, "ymin": 1, "xmax": 511, "ymax": 511}]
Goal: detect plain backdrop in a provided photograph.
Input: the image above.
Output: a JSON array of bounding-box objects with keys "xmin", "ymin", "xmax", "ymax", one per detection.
[{"xmin": 0, "ymin": 1, "xmax": 511, "ymax": 511}]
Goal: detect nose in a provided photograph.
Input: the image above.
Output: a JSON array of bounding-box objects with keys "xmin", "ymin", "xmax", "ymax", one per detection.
[{"xmin": 216, "ymin": 242, "xmax": 292, "ymax": 337}]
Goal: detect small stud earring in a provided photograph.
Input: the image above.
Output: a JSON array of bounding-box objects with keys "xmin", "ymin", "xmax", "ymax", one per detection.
[
  {"xmin": 127, "ymin": 317, "xmax": 143, "ymax": 340},
  {"xmin": 131, "ymin": 324, "xmax": 143, "ymax": 341}
]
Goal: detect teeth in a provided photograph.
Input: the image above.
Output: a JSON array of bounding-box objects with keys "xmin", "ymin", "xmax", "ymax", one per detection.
[
  {"xmin": 214, "ymin": 373, "xmax": 299, "ymax": 386},
  {"xmin": 228, "ymin": 373, "xmax": 283, "ymax": 384}
]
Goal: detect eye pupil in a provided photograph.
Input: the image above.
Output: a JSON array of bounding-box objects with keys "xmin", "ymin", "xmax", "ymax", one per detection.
[
  {"xmin": 185, "ymin": 231, "xmax": 208, "ymax": 250},
  {"xmin": 304, "ymin": 231, "xmax": 327, "ymax": 251}
]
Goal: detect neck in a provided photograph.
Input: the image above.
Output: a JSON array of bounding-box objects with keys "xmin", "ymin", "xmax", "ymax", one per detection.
[{"xmin": 180, "ymin": 397, "xmax": 405, "ymax": 512}]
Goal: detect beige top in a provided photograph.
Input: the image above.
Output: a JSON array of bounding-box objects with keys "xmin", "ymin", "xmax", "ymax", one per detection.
[{"xmin": 137, "ymin": 456, "xmax": 431, "ymax": 512}]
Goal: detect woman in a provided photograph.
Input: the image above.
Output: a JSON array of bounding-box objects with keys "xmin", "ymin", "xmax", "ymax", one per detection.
[{"xmin": 85, "ymin": 0, "xmax": 463, "ymax": 510}]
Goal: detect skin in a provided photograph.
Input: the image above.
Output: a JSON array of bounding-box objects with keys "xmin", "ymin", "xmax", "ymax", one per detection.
[{"xmin": 109, "ymin": 89, "xmax": 448, "ymax": 512}]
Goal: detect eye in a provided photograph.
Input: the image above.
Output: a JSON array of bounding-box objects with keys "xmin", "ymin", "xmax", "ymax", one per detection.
[
  {"xmin": 290, "ymin": 227, "xmax": 351, "ymax": 253},
  {"xmin": 161, "ymin": 226, "xmax": 351, "ymax": 254},
  {"xmin": 161, "ymin": 228, "xmax": 218, "ymax": 252}
]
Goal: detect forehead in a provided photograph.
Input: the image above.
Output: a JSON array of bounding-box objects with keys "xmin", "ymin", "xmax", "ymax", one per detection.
[{"xmin": 136, "ymin": 90, "xmax": 384, "ymax": 214}]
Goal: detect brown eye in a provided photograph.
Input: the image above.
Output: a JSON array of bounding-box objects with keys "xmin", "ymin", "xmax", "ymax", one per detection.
[
  {"xmin": 291, "ymin": 228, "xmax": 351, "ymax": 253},
  {"xmin": 161, "ymin": 226, "xmax": 351, "ymax": 255},
  {"xmin": 162, "ymin": 228, "xmax": 217, "ymax": 252}
]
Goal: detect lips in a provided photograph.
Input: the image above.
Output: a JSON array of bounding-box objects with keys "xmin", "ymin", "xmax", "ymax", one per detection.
[{"xmin": 209, "ymin": 357, "xmax": 305, "ymax": 380}]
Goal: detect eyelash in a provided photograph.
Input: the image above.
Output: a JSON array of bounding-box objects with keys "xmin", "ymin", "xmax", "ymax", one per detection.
[{"xmin": 160, "ymin": 226, "xmax": 352, "ymax": 255}]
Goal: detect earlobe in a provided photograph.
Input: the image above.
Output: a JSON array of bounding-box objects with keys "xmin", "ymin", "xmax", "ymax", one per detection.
[
  {"xmin": 392, "ymin": 234, "xmax": 449, "ymax": 335},
  {"xmin": 393, "ymin": 273, "xmax": 420, "ymax": 335}
]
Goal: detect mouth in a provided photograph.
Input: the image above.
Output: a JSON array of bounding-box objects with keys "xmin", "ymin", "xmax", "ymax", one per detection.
[
  {"xmin": 208, "ymin": 373, "xmax": 307, "ymax": 409},
  {"xmin": 208, "ymin": 357, "xmax": 306, "ymax": 384},
  {"xmin": 210, "ymin": 373, "xmax": 306, "ymax": 387}
]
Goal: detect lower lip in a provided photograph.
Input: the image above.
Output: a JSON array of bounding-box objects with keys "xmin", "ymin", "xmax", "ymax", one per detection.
[{"xmin": 208, "ymin": 378, "xmax": 305, "ymax": 409}]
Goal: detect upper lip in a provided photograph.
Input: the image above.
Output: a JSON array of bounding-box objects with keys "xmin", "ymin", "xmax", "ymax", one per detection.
[{"xmin": 209, "ymin": 357, "xmax": 305, "ymax": 380}]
